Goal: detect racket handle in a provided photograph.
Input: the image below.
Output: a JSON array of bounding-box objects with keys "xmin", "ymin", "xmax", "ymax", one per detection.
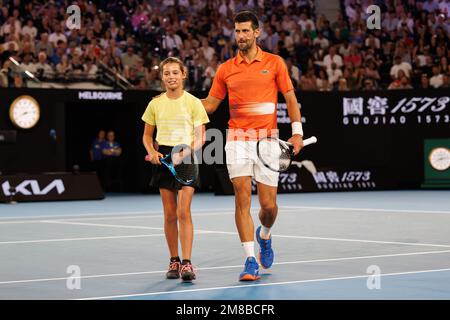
[
  {"xmin": 285, "ymin": 136, "xmax": 317, "ymax": 147},
  {"xmin": 145, "ymin": 154, "xmax": 168, "ymax": 162},
  {"xmin": 303, "ymin": 136, "xmax": 317, "ymax": 146}
]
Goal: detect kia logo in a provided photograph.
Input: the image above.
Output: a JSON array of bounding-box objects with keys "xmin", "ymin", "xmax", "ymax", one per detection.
[{"xmin": 2, "ymin": 180, "xmax": 65, "ymax": 196}]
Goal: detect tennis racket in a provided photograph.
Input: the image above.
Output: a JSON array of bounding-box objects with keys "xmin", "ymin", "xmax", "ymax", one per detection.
[
  {"xmin": 257, "ymin": 136, "xmax": 317, "ymax": 172},
  {"xmin": 145, "ymin": 145, "xmax": 198, "ymax": 186}
]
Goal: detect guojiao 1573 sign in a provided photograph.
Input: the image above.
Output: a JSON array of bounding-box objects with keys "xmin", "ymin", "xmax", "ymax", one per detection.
[{"xmin": 342, "ymin": 95, "xmax": 449, "ymax": 126}]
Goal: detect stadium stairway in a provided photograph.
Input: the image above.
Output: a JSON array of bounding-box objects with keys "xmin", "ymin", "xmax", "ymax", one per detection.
[{"xmin": 315, "ymin": 0, "xmax": 341, "ymax": 23}]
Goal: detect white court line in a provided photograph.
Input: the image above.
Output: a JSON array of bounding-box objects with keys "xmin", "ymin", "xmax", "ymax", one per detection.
[
  {"xmin": 0, "ymin": 207, "xmax": 239, "ymax": 222},
  {"xmin": 2, "ymin": 205, "xmax": 449, "ymax": 225},
  {"xmin": 0, "ymin": 210, "xmax": 244, "ymax": 225},
  {"xmin": 0, "ymin": 220, "xmax": 46, "ymax": 225},
  {"xmin": 272, "ymin": 235, "xmax": 450, "ymax": 249},
  {"xmin": 0, "ymin": 211, "xmax": 232, "ymax": 225},
  {"xmin": 281, "ymin": 206, "xmax": 450, "ymax": 215},
  {"xmin": 39, "ymin": 220, "xmax": 236, "ymax": 234},
  {"xmin": 0, "ymin": 230, "xmax": 217, "ymax": 245},
  {"xmin": 38, "ymin": 220, "xmax": 450, "ymax": 249},
  {"xmin": 0, "ymin": 209, "xmax": 289, "ymax": 225},
  {"xmin": 40, "ymin": 220, "xmax": 165, "ymax": 231},
  {"xmin": 0, "ymin": 234, "xmax": 166, "ymax": 245},
  {"xmin": 1, "ymin": 249, "xmax": 450, "ymax": 286},
  {"xmin": 0, "ymin": 210, "xmax": 157, "ymax": 221},
  {"xmin": 78, "ymin": 267, "xmax": 450, "ymax": 300},
  {"xmin": 2, "ymin": 204, "xmax": 449, "ymax": 224},
  {"xmin": 43, "ymin": 211, "xmax": 236, "ymax": 221}
]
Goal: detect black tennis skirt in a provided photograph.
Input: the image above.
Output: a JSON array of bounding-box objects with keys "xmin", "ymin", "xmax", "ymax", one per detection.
[{"xmin": 149, "ymin": 145, "xmax": 200, "ymax": 190}]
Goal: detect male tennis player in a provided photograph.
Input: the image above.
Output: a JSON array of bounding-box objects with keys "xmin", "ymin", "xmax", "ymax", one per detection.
[{"xmin": 202, "ymin": 11, "xmax": 304, "ymax": 281}]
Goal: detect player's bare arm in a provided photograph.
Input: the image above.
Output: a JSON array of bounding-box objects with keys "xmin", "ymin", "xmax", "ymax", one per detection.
[
  {"xmin": 192, "ymin": 124, "xmax": 206, "ymax": 152},
  {"xmin": 284, "ymin": 89, "xmax": 304, "ymax": 155},
  {"xmin": 142, "ymin": 123, "xmax": 162, "ymax": 165},
  {"xmin": 174, "ymin": 124, "xmax": 206, "ymax": 165},
  {"xmin": 201, "ymin": 95, "xmax": 222, "ymax": 114}
]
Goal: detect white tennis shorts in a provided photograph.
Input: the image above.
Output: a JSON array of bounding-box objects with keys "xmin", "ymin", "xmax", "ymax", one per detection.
[{"xmin": 224, "ymin": 140, "xmax": 279, "ymax": 187}]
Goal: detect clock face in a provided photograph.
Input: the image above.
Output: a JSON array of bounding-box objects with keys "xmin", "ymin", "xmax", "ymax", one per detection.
[
  {"xmin": 429, "ymin": 147, "xmax": 450, "ymax": 171},
  {"xmin": 9, "ymin": 96, "xmax": 40, "ymax": 129}
]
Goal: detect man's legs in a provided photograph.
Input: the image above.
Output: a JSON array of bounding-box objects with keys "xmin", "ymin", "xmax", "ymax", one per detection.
[
  {"xmin": 226, "ymin": 140, "xmax": 260, "ymax": 281},
  {"xmin": 257, "ymin": 182, "xmax": 278, "ymax": 234},
  {"xmin": 231, "ymin": 176, "xmax": 261, "ymax": 281},
  {"xmin": 232, "ymin": 176, "xmax": 254, "ymax": 243},
  {"xmin": 255, "ymin": 183, "xmax": 278, "ymax": 269}
]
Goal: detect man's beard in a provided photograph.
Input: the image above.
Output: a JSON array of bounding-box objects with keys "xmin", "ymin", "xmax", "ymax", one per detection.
[{"xmin": 238, "ymin": 39, "xmax": 253, "ymax": 52}]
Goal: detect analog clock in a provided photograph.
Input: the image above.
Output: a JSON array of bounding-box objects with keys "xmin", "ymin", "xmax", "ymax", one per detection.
[
  {"xmin": 9, "ymin": 95, "xmax": 41, "ymax": 129},
  {"xmin": 429, "ymin": 147, "xmax": 450, "ymax": 171}
]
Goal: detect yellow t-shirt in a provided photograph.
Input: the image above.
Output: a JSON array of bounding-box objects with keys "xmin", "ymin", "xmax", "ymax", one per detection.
[{"xmin": 141, "ymin": 91, "xmax": 210, "ymax": 147}]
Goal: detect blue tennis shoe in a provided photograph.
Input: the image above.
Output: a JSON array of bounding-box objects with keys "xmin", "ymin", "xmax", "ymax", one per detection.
[
  {"xmin": 256, "ymin": 226, "xmax": 274, "ymax": 269},
  {"xmin": 239, "ymin": 256, "xmax": 261, "ymax": 281}
]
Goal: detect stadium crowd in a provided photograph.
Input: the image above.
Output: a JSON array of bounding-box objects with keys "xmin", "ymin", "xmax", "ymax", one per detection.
[{"xmin": 0, "ymin": 0, "xmax": 448, "ymax": 91}]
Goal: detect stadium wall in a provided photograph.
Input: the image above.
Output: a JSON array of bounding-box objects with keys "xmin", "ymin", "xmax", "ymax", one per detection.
[{"xmin": 0, "ymin": 88, "xmax": 448, "ymax": 193}]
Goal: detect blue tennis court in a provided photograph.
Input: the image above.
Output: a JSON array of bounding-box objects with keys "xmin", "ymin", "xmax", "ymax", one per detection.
[{"xmin": 1, "ymin": 190, "xmax": 449, "ymax": 300}]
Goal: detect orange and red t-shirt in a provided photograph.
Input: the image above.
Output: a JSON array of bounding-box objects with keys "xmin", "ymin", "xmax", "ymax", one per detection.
[{"xmin": 209, "ymin": 47, "xmax": 294, "ymax": 140}]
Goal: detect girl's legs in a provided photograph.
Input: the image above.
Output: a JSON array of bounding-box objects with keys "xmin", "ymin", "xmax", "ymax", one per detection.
[
  {"xmin": 176, "ymin": 186, "xmax": 195, "ymax": 260},
  {"xmin": 177, "ymin": 186, "xmax": 196, "ymax": 281},
  {"xmin": 160, "ymin": 188, "xmax": 178, "ymax": 258}
]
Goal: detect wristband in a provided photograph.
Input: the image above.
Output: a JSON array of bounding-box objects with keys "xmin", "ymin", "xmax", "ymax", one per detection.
[{"xmin": 291, "ymin": 121, "xmax": 303, "ymax": 136}]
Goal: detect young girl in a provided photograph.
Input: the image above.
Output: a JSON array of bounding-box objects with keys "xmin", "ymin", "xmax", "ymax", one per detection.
[{"xmin": 141, "ymin": 57, "xmax": 209, "ymax": 282}]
